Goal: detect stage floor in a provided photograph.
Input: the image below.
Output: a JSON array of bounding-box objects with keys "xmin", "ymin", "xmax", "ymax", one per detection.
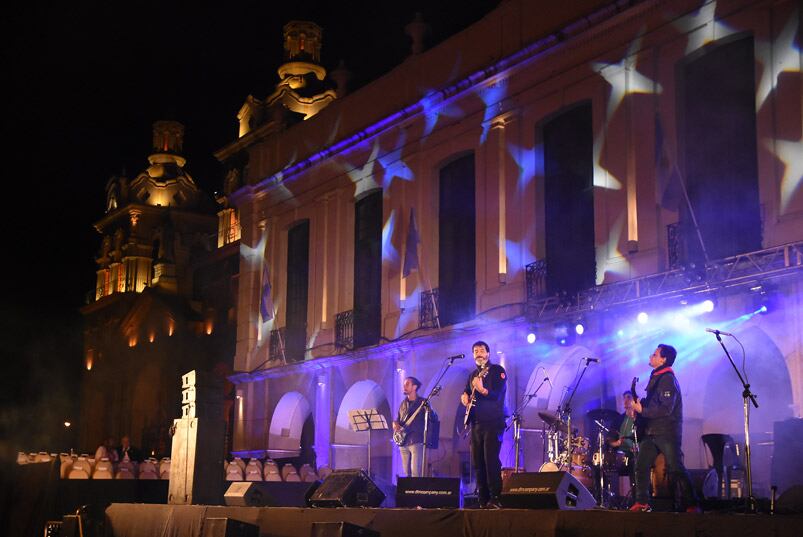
[{"xmin": 105, "ymin": 503, "xmax": 803, "ymax": 537}]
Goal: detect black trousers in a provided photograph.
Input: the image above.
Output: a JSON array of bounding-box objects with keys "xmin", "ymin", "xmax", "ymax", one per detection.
[
  {"xmin": 471, "ymin": 421, "xmax": 504, "ymax": 504},
  {"xmin": 634, "ymin": 434, "xmax": 698, "ymax": 508}
]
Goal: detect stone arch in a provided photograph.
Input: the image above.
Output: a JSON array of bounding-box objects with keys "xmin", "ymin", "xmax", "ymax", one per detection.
[
  {"xmin": 269, "ymin": 391, "xmax": 311, "ymax": 456},
  {"xmin": 334, "ymin": 380, "xmax": 390, "ymax": 444}
]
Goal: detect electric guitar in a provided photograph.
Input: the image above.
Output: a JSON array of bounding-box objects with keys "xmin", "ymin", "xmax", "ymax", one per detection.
[
  {"xmin": 462, "ymin": 365, "xmax": 490, "ymax": 434},
  {"xmin": 393, "ymin": 386, "xmax": 440, "ymax": 446}
]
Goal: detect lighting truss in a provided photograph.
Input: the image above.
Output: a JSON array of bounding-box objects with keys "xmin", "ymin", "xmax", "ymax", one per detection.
[{"xmin": 526, "ymin": 241, "xmax": 803, "ymax": 323}]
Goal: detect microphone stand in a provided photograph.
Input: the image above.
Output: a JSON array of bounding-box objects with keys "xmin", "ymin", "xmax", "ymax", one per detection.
[
  {"xmin": 710, "ymin": 331, "xmax": 758, "ymax": 513},
  {"xmin": 508, "ymin": 377, "xmax": 549, "ymax": 473},
  {"xmin": 420, "ymin": 354, "xmax": 459, "ymax": 477},
  {"xmin": 559, "ymin": 360, "xmax": 593, "ymax": 470}
]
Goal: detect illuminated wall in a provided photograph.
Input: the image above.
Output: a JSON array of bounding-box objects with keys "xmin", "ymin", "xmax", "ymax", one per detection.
[{"xmin": 223, "ymin": 0, "xmax": 802, "ymax": 493}]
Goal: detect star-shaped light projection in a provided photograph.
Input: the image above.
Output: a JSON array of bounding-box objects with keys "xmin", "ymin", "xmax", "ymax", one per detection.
[
  {"xmin": 420, "ymin": 90, "xmax": 466, "ymax": 137},
  {"xmin": 382, "ymin": 209, "xmax": 399, "ymax": 264},
  {"xmin": 593, "ymin": 129, "xmax": 624, "ymax": 190},
  {"xmin": 672, "ymin": 1, "xmax": 736, "ymax": 55},
  {"xmin": 377, "ymin": 131, "xmax": 414, "ymax": 188},
  {"xmin": 766, "ymin": 136, "xmax": 803, "ymax": 214},
  {"xmin": 507, "ymin": 141, "xmax": 538, "ymax": 191},
  {"xmin": 755, "ymin": 15, "xmax": 800, "ymax": 110},
  {"xmin": 596, "ymin": 211, "xmax": 629, "ymax": 283},
  {"xmin": 342, "ymin": 140, "xmax": 381, "ymax": 199},
  {"xmin": 592, "ymin": 32, "xmax": 662, "ymax": 119}
]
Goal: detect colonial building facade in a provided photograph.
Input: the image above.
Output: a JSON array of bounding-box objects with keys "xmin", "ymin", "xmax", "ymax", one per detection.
[
  {"xmin": 80, "ymin": 121, "xmax": 241, "ymax": 456},
  {"xmin": 219, "ymin": 0, "xmax": 802, "ymax": 496}
]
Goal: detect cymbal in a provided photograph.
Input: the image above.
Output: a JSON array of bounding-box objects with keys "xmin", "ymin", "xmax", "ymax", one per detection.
[
  {"xmin": 537, "ymin": 411, "xmax": 568, "ymax": 433},
  {"xmin": 586, "ymin": 408, "xmax": 620, "ymax": 423}
]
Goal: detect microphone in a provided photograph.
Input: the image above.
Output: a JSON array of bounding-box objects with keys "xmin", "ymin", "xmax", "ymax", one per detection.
[
  {"xmin": 448, "ymin": 353, "xmax": 465, "ymax": 360},
  {"xmin": 544, "ymin": 376, "xmax": 553, "ymax": 388},
  {"xmin": 585, "ymin": 357, "xmax": 600, "ymax": 363},
  {"xmin": 706, "ymin": 328, "xmax": 734, "ymax": 337}
]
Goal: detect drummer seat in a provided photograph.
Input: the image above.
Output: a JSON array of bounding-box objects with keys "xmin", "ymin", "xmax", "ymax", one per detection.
[{"xmin": 701, "ymin": 433, "xmax": 740, "ymax": 499}]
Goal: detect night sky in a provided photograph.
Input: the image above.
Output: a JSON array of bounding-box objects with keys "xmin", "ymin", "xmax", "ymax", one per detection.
[{"xmin": 1, "ymin": 2, "xmax": 500, "ymax": 451}]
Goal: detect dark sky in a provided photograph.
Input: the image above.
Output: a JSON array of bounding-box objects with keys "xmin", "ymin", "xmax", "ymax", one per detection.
[
  {"xmin": 4, "ymin": 1, "xmax": 500, "ymax": 312},
  {"xmin": 0, "ymin": 2, "xmax": 499, "ymax": 449}
]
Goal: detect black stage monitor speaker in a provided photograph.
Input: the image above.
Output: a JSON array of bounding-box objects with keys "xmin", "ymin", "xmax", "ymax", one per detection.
[
  {"xmin": 202, "ymin": 517, "xmax": 259, "ymax": 537},
  {"xmin": 223, "ymin": 480, "xmax": 320, "ymax": 507},
  {"xmin": 311, "ymin": 522, "xmax": 379, "ymax": 537},
  {"xmin": 396, "ymin": 477, "xmax": 461, "ymax": 508},
  {"xmin": 308, "ymin": 469, "xmax": 386, "ymax": 507},
  {"xmin": 500, "ymin": 471, "xmax": 596, "ymax": 510}
]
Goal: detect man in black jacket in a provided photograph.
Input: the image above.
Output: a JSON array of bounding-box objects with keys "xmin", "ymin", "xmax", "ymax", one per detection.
[
  {"xmin": 461, "ymin": 340, "xmax": 506, "ymax": 508},
  {"xmin": 630, "ymin": 344, "xmax": 700, "ymax": 512}
]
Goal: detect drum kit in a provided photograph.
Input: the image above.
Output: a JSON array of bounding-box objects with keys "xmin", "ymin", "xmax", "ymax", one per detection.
[{"xmin": 536, "ymin": 408, "xmax": 633, "ymax": 505}]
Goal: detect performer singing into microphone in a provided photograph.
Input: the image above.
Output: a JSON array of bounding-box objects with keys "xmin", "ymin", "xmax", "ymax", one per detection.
[
  {"xmin": 460, "ymin": 341, "xmax": 507, "ymax": 508},
  {"xmin": 629, "ymin": 344, "xmax": 700, "ymax": 513},
  {"xmin": 393, "ymin": 377, "xmax": 426, "ymax": 477}
]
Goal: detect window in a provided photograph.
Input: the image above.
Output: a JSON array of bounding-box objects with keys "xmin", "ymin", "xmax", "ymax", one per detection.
[
  {"xmin": 353, "ymin": 190, "xmax": 382, "ymax": 348},
  {"xmin": 438, "ymin": 154, "xmax": 476, "ymax": 326},
  {"xmin": 677, "ymin": 35, "xmax": 761, "ymax": 262},
  {"xmin": 541, "ymin": 101, "xmax": 596, "ymax": 296},
  {"xmin": 285, "ymin": 220, "xmax": 310, "ymax": 362}
]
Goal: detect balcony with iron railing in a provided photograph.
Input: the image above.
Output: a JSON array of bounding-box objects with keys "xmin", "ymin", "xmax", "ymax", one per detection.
[{"xmin": 334, "ymin": 310, "xmax": 354, "ymax": 352}]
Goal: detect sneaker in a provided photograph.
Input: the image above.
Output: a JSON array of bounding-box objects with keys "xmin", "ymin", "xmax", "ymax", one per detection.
[
  {"xmin": 629, "ymin": 502, "xmax": 652, "ymax": 512},
  {"xmin": 685, "ymin": 506, "xmax": 702, "ymax": 514},
  {"xmin": 486, "ymin": 500, "xmax": 503, "ymax": 509}
]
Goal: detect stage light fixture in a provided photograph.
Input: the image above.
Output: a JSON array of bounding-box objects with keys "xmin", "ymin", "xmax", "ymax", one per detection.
[
  {"xmin": 575, "ymin": 323, "xmax": 585, "ymax": 335},
  {"xmin": 553, "ymin": 323, "xmax": 575, "ymax": 346},
  {"xmin": 526, "ymin": 332, "xmax": 537, "ymax": 344},
  {"xmin": 701, "ymin": 299, "xmax": 714, "ymax": 313},
  {"xmin": 637, "ymin": 312, "xmax": 649, "ymax": 324}
]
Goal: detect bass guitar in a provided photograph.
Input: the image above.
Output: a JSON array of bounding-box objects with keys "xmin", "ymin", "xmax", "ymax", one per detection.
[{"xmin": 393, "ymin": 386, "xmax": 441, "ymax": 446}]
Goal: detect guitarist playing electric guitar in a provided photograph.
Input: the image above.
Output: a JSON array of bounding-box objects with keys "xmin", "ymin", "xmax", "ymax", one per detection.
[
  {"xmin": 460, "ymin": 341, "xmax": 507, "ymax": 508},
  {"xmin": 393, "ymin": 376, "xmax": 427, "ymax": 477}
]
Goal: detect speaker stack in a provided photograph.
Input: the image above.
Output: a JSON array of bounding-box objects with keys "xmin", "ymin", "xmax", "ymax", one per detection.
[
  {"xmin": 223, "ymin": 480, "xmax": 320, "ymax": 507},
  {"xmin": 500, "ymin": 471, "xmax": 596, "ymax": 510},
  {"xmin": 395, "ymin": 477, "xmax": 461, "ymax": 508},
  {"xmin": 308, "ymin": 469, "xmax": 386, "ymax": 507}
]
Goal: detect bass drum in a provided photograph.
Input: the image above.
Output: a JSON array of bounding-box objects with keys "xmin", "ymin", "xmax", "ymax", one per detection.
[
  {"xmin": 538, "ymin": 462, "xmax": 594, "ymax": 490},
  {"xmin": 538, "ymin": 462, "xmax": 560, "ymax": 472}
]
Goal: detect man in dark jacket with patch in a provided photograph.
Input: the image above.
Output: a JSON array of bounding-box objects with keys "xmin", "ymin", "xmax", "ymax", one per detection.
[
  {"xmin": 630, "ymin": 344, "xmax": 700, "ymax": 512},
  {"xmin": 461, "ymin": 340, "xmax": 506, "ymax": 508}
]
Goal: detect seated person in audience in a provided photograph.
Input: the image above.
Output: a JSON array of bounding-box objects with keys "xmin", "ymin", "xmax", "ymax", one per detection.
[
  {"xmin": 118, "ymin": 435, "xmax": 142, "ymax": 462},
  {"xmin": 94, "ymin": 436, "xmax": 120, "ymax": 462}
]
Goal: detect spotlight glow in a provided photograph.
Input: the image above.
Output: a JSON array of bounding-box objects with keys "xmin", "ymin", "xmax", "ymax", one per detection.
[
  {"xmin": 575, "ymin": 323, "xmax": 585, "ymax": 335},
  {"xmin": 637, "ymin": 312, "xmax": 649, "ymax": 324},
  {"xmin": 701, "ymin": 299, "xmax": 715, "ymax": 313},
  {"xmin": 527, "ymin": 333, "xmax": 537, "ymax": 344}
]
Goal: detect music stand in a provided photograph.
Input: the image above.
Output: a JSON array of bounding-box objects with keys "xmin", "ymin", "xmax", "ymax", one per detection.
[{"xmin": 348, "ymin": 408, "xmax": 388, "ymax": 477}]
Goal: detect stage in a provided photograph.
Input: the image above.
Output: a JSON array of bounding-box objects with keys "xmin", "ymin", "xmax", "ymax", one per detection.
[{"xmin": 105, "ymin": 503, "xmax": 803, "ymax": 537}]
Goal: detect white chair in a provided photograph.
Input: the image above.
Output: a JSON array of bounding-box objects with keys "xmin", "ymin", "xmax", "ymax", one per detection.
[
  {"xmin": 68, "ymin": 456, "xmax": 93, "ymax": 479},
  {"xmin": 281, "ymin": 464, "xmax": 301, "ymax": 482},
  {"xmin": 93, "ymin": 457, "xmax": 114, "ymax": 479},
  {"xmin": 59, "ymin": 453, "xmax": 74, "ymax": 479},
  {"xmin": 116, "ymin": 460, "xmax": 137, "ymax": 479},
  {"xmin": 16, "ymin": 452, "xmax": 29, "ymax": 465},
  {"xmin": 299, "ymin": 463, "xmax": 318, "ymax": 482},
  {"xmin": 263, "ymin": 460, "xmax": 281, "ymax": 482},
  {"xmin": 317, "ymin": 465, "xmax": 332, "ymax": 481},
  {"xmin": 244, "ymin": 460, "xmax": 263, "ymax": 481},
  {"xmin": 225, "ymin": 461, "xmax": 244, "ymax": 481},
  {"xmin": 139, "ymin": 459, "xmax": 159, "ymax": 479},
  {"xmin": 159, "ymin": 458, "xmax": 171, "ymax": 479},
  {"xmin": 35, "ymin": 452, "xmax": 53, "ymax": 463},
  {"xmin": 232, "ymin": 457, "xmax": 246, "ymax": 472}
]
